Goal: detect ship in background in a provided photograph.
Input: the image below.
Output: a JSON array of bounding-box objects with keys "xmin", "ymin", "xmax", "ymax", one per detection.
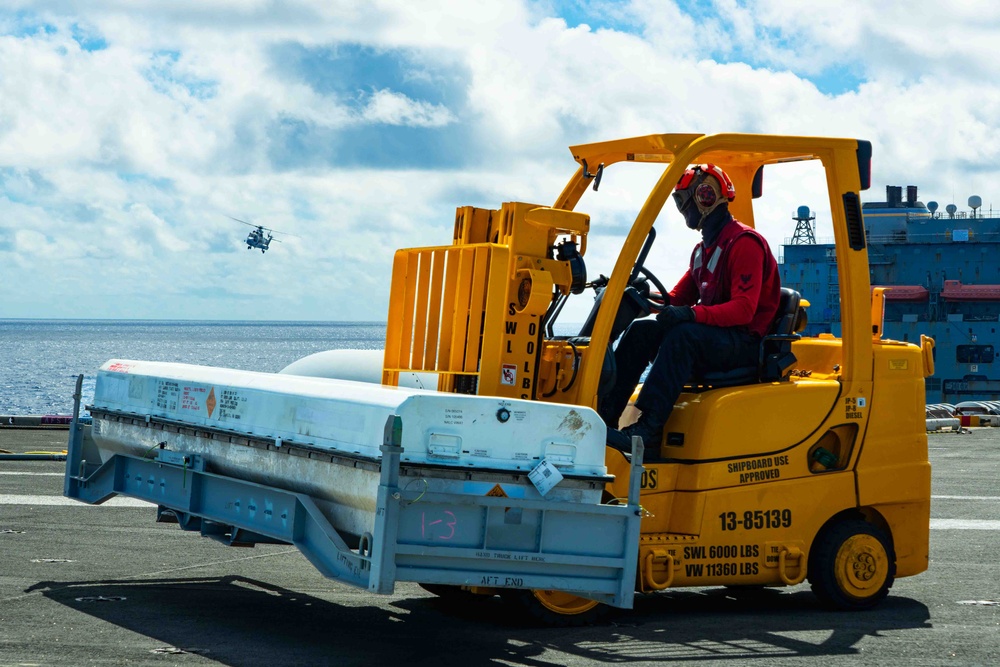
[{"xmin": 780, "ymin": 185, "xmax": 999, "ymax": 404}]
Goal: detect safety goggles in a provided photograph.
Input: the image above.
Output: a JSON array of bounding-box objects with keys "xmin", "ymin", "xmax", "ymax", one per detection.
[{"xmin": 672, "ymin": 168, "xmax": 700, "ymax": 211}]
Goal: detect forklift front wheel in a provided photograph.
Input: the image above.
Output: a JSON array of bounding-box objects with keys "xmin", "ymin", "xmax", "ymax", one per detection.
[
  {"xmin": 501, "ymin": 589, "xmax": 608, "ymax": 627},
  {"xmin": 808, "ymin": 519, "xmax": 895, "ymax": 610}
]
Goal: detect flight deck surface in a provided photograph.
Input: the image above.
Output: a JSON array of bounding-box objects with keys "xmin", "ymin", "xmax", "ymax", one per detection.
[{"xmin": 2, "ymin": 427, "xmax": 998, "ymax": 667}]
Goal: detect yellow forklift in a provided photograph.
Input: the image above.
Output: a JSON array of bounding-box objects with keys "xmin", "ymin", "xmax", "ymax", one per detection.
[{"xmin": 382, "ymin": 133, "xmax": 932, "ymax": 624}]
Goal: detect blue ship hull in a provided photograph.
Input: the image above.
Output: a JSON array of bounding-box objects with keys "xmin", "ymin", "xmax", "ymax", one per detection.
[{"xmin": 780, "ymin": 186, "xmax": 1000, "ymax": 405}]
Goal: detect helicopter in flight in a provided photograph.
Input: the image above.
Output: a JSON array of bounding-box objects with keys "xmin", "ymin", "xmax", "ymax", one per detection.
[{"xmin": 228, "ymin": 216, "xmax": 294, "ymax": 254}]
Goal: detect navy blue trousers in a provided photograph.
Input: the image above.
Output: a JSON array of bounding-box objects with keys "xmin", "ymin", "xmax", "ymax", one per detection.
[{"xmin": 599, "ymin": 319, "xmax": 760, "ymax": 427}]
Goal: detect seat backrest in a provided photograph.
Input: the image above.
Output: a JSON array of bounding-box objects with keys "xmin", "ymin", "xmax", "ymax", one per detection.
[{"xmin": 770, "ymin": 287, "xmax": 801, "ymax": 336}]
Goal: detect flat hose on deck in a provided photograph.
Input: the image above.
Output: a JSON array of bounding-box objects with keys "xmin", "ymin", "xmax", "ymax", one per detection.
[{"xmin": 0, "ymin": 450, "xmax": 68, "ymax": 461}]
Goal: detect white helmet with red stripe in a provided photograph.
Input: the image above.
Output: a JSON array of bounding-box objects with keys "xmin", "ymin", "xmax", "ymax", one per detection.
[{"xmin": 673, "ymin": 163, "xmax": 736, "ymax": 230}]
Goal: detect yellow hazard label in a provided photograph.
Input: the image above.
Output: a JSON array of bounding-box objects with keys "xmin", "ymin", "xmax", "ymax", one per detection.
[
  {"xmin": 888, "ymin": 359, "xmax": 909, "ymax": 370},
  {"xmin": 206, "ymin": 388, "xmax": 217, "ymax": 417},
  {"xmin": 485, "ymin": 484, "xmax": 508, "ymax": 498}
]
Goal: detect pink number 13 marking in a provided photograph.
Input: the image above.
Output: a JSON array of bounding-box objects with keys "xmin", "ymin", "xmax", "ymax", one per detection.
[{"xmin": 421, "ymin": 510, "xmax": 457, "ymax": 540}]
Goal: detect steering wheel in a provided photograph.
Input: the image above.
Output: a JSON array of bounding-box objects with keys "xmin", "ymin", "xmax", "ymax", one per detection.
[
  {"xmin": 634, "ymin": 265, "xmax": 668, "ymax": 313},
  {"xmin": 625, "ymin": 226, "xmax": 669, "ymax": 313}
]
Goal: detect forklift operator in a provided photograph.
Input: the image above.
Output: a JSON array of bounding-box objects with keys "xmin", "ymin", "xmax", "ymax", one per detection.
[{"xmin": 603, "ymin": 164, "xmax": 781, "ymax": 457}]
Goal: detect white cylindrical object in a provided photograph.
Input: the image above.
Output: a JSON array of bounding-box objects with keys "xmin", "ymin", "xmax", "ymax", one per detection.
[{"xmin": 280, "ymin": 349, "xmax": 436, "ymax": 390}]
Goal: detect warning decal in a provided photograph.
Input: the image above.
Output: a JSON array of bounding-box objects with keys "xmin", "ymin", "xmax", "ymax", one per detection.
[
  {"xmin": 485, "ymin": 484, "xmax": 509, "ymax": 498},
  {"xmin": 206, "ymin": 387, "xmax": 217, "ymax": 418},
  {"xmin": 501, "ymin": 364, "xmax": 516, "ymax": 386}
]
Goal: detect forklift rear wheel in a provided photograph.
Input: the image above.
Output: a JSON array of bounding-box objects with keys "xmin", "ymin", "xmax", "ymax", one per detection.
[
  {"xmin": 501, "ymin": 589, "xmax": 608, "ymax": 626},
  {"xmin": 808, "ymin": 519, "xmax": 895, "ymax": 610}
]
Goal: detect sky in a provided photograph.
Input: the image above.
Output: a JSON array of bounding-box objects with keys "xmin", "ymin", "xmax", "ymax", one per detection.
[{"xmin": 2, "ymin": 0, "xmax": 999, "ymax": 321}]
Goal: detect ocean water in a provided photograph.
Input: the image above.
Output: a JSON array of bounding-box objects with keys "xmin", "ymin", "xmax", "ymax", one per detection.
[{"xmin": 0, "ymin": 320, "xmax": 387, "ymax": 416}]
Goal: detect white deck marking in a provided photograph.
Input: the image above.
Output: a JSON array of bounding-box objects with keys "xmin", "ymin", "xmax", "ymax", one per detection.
[
  {"xmin": 933, "ymin": 495, "xmax": 1000, "ymax": 501},
  {"xmin": 0, "ymin": 494, "xmax": 153, "ymax": 507},
  {"xmin": 0, "ymin": 471, "xmax": 65, "ymax": 476},
  {"xmin": 930, "ymin": 519, "xmax": 1000, "ymax": 530}
]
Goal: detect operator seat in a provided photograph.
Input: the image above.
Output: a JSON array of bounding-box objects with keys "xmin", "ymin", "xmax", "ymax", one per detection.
[{"xmin": 686, "ymin": 287, "xmax": 805, "ymax": 391}]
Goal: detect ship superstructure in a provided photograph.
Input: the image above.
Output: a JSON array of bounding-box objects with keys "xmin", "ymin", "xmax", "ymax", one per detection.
[{"xmin": 781, "ymin": 186, "xmax": 1000, "ymax": 404}]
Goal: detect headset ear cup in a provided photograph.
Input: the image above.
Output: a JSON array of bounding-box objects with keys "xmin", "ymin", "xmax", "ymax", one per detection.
[{"xmin": 695, "ymin": 181, "xmax": 718, "ymax": 208}]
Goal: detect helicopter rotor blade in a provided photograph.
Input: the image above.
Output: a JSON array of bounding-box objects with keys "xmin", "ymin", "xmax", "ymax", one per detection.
[
  {"xmin": 227, "ymin": 215, "xmax": 258, "ymax": 228},
  {"xmin": 227, "ymin": 215, "xmax": 299, "ymax": 238}
]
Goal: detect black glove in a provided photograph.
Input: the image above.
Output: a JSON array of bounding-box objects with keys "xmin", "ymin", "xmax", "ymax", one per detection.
[{"xmin": 656, "ymin": 305, "xmax": 695, "ymax": 327}]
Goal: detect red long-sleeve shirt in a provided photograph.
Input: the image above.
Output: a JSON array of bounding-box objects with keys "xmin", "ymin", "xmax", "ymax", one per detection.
[{"xmin": 668, "ymin": 219, "xmax": 781, "ymax": 337}]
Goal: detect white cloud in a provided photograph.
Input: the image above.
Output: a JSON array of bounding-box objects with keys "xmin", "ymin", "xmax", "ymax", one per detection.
[
  {"xmin": 1, "ymin": 1, "xmax": 1000, "ymax": 321},
  {"xmin": 360, "ymin": 89, "xmax": 456, "ymax": 127}
]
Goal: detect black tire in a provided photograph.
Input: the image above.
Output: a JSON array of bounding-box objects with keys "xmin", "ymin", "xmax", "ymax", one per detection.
[
  {"xmin": 500, "ymin": 589, "xmax": 610, "ymax": 627},
  {"xmin": 808, "ymin": 519, "xmax": 895, "ymax": 610}
]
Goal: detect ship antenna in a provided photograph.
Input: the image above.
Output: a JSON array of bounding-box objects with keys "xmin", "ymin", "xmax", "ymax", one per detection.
[{"xmin": 790, "ymin": 205, "xmax": 816, "ymax": 245}]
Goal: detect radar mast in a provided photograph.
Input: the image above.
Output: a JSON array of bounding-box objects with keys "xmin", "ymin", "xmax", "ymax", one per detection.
[{"xmin": 791, "ymin": 205, "xmax": 816, "ymax": 245}]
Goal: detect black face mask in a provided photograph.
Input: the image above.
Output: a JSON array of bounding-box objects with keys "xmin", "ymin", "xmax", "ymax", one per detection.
[
  {"xmin": 700, "ymin": 205, "xmax": 732, "ymax": 245},
  {"xmin": 679, "ymin": 197, "xmax": 702, "ymax": 230}
]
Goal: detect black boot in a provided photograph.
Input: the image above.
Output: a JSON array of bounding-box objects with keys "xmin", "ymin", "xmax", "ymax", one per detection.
[
  {"xmin": 618, "ymin": 389, "xmax": 672, "ymax": 461},
  {"xmin": 606, "ymin": 425, "xmax": 632, "ymax": 452},
  {"xmin": 606, "ymin": 416, "xmax": 664, "ymax": 463},
  {"xmin": 621, "ymin": 415, "xmax": 665, "ymax": 454}
]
